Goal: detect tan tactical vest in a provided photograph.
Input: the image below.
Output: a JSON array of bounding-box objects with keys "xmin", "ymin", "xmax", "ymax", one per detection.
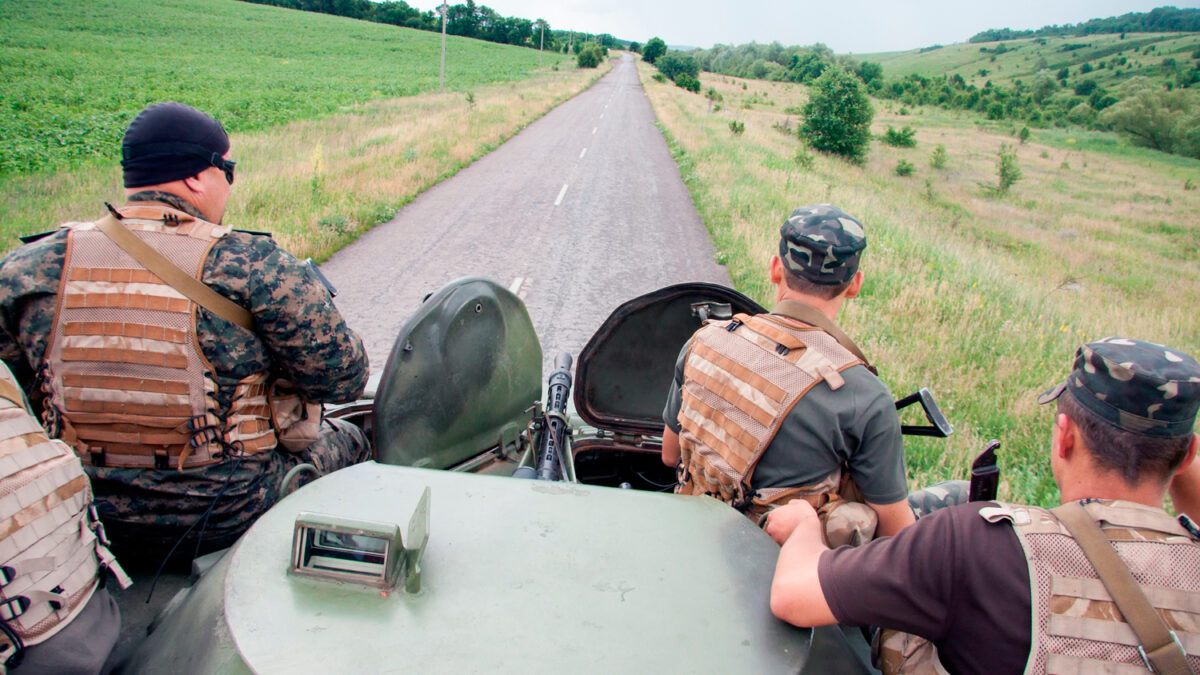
[
  {"xmin": 875, "ymin": 501, "xmax": 1200, "ymax": 674},
  {"xmin": 42, "ymin": 204, "xmax": 277, "ymax": 470},
  {"xmin": 675, "ymin": 312, "xmax": 868, "ymax": 533},
  {"xmin": 0, "ymin": 363, "xmax": 129, "ymax": 652}
]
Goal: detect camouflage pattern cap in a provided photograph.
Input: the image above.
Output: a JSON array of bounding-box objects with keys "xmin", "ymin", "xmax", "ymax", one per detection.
[
  {"xmin": 778, "ymin": 204, "xmax": 866, "ymax": 286},
  {"xmin": 1038, "ymin": 337, "xmax": 1200, "ymax": 437}
]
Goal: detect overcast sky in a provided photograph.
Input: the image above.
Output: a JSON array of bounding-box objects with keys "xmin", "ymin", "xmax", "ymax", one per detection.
[{"xmin": 416, "ymin": 1, "xmax": 1200, "ymax": 54}]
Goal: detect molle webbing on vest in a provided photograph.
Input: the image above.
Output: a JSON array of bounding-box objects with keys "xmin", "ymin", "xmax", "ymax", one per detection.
[
  {"xmin": 44, "ymin": 205, "xmax": 277, "ymax": 470},
  {"xmin": 982, "ymin": 501, "xmax": 1200, "ymax": 674},
  {"xmin": 675, "ymin": 312, "xmax": 862, "ymax": 508},
  {"xmin": 0, "ymin": 368, "xmax": 129, "ymax": 647}
]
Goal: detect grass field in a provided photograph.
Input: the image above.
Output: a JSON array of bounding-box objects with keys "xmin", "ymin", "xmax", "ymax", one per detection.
[
  {"xmin": 0, "ymin": 0, "xmax": 569, "ymax": 177},
  {"xmin": 859, "ymin": 32, "xmax": 1200, "ymax": 92},
  {"xmin": 639, "ymin": 62, "xmax": 1200, "ymax": 506},
  {"xmin": 0, "ymin": 0, "xmax": 601, "ymax": 260}
]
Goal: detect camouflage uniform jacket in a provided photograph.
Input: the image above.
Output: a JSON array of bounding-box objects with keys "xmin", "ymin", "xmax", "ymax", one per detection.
[{"xmin": 0, "ymin": 193, "xmax": 369, "ymax": 549}]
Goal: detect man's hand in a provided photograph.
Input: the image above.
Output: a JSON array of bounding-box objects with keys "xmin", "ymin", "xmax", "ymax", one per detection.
[
  {"xmin": 764, "ymin": 500, "xmax": 820, "ymax": 545},
  {"xmin": 769, "ymin": 499, "xmax": 837, "ymax": 627}
]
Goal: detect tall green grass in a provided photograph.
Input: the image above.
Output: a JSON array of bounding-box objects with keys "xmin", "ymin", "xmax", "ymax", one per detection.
[{"xmin": 0, "ymin": 0, "xmax": 568, "ymax": 177}]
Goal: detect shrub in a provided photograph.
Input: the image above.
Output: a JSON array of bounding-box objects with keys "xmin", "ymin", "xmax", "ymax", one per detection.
[
  {"xmin": 881, "ymin": 125, "xmax": 917, "ymax": 147},
  {"xmin": 675, "ymin": 72, "xmax": 700, "ymax": 93},
  {"xmin": 729, "ymin": 120, "xmax": 745, "ymax": 135},
  {"xmin": 577, "ymin": 44, "xmax": 603, "ymax": 68},
  {"xmin": 895, "ymin": 159, "xmax": 914, "ymax": 176},
  {"xmin": 1186, "ymin": 179, "xmax": 1196, "ymax": 191},
  {"xmin": 657, "ymin": 52, "xmax": 699, "ymax": 82},
  {"xmin": 1018, "ymin": 126, "xmax": 1030, "ymax": 144},
  {"xmin": 798, "ymin": 66, "xmax": 874, "ymax": 164},
  {"xmin": 651, "ymin": 73, "xmax": 667, "ymax": 83},
  {"xmin": 929, "ymin": 144, "xmax": 947, "ymax": 169}
]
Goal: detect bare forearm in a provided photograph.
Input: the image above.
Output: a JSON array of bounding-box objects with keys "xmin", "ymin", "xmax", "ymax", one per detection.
[
  {"xmin": 661, "ymin": 426, "xmax": 680, "ymax": 467},
  {"xmin": 769, "ymin": 524, "xmax": 836, "ymax": 627},
  {"xmin": 870, "ymin": 499, "xmax": 918, "ymax": 537}
]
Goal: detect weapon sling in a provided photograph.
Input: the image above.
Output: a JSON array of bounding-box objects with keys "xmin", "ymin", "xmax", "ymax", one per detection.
[
  {"xmin": 95, "ymin": 214, "xmax": 254, "ymax": 331},
  {"xmin": 1053, "ymin": 501, "xmax": 1196, "ymax": 675}
]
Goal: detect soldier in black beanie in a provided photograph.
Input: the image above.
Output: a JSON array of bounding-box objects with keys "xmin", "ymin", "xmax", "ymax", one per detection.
[{"xmin": 0, "ymin": 102, "xmax": 372, "ymax": 576}]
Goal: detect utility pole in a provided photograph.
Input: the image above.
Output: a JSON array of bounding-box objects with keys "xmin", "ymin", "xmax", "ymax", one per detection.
[
  {"xmin": 538, "ymin": 21, "xmax": 544, "ymax": 69},
  {"xmin": 439, "ymin": 1, "xmax": 448, "ymax": 92}
]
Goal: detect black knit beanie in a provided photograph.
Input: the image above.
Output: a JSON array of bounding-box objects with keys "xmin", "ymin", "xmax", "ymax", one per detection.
[{"xmin": 120, "ymin": 102, "xmax": 230, "ymax": 188}]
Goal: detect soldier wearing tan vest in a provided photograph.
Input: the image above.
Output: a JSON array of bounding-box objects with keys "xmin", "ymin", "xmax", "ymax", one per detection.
[
  {"xmin": 0, "ymin": 102, "xmax": 371, "ymax": 563},
  {"xmin": 0, "ymin": 359, "xmax": 130, "ymax": 673},
  {"xmin": 767, "ymin": 337, "xmax": 1200, "ymax": 675},
  {"xmin": 661, "ymin": 205, "xmax": 916, "ymax": 542}
]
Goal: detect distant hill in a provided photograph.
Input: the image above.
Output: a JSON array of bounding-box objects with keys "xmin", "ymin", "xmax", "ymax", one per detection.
[
  {"xmin": 969, "ymin": 6, "xmax": 1200, "ymax": 43},
  {"xmin": 860, "ymin": 31, "xmax": 1200, "ymax": 92}
]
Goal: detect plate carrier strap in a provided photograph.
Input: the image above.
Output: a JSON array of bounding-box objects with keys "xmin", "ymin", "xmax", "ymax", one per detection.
[{"xmin": 41, "ymin": 204, "xmax": 277, "ymax": 471}]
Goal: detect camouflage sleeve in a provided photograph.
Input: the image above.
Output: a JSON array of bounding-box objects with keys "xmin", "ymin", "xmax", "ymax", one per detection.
[
  {"xmin": 0, "ymin": 232, "xmax": 68, "ymax": 391},
  {"xmin": 205, "ymin": 233, "xmax": 368, "ymax": 403},
  {"xmin": 662, "ymin": 340, "xmax": 690, "ymax": 433}
]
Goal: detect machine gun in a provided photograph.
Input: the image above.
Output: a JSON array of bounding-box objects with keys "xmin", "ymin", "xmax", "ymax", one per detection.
[{"xmin": 513, "ymin": 352, "xmax": 574, "ymax": 482}]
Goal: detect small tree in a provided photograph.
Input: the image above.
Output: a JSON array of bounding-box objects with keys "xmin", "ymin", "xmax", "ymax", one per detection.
[
  {"xmin": 881, "ymin": 125, "xmax": 917, "ymax": 147},
  {"xmin": 798, "ymin": 66, "xmax": 874, "ymax": 164},
  {"xmin": 929, "ymin": 144, "xmax": 947, "ymax": 169},
  {"xmin": 577, "ymin": 44, "xmax": 603, "ymax": 69},
  {"xmin": 642, "ymin": 37, "xmax": 666, "ymax": 64},
  {"xmin": 985, "ymin": 144, "xmax": 1023, "ymax": 194},
  {"xmin": 628, "ymin": 41, "xmax": 641, "ymax": 54},
  {"xmin": 656, "ymin": 53, "xmax": 699, "ymax": 82},
  {"xmin": 1018, "ymin": 126, "xmax": 1030, "ymax": 144},
  {"xmin": 895, "ymin": 159, "xmax": 914, "ymax": 176}
]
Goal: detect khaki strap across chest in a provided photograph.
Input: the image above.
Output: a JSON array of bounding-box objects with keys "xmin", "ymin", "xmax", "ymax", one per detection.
[
  {"xmin": 95, "ymin": 215, "xmax": 253, "ymax": 331},
  {"xmin": 1053, "ymin": 502, "xmax": 1196, "ymax": 675}
]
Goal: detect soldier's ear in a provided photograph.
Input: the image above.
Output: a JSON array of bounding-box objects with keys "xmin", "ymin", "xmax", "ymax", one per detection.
[
  {"xmin": 1180, "ymin": 434, "xmax": 1199, "ymax": 474},
  {"xmin": 1051, "ymin": 413, "xmax": 1076, "ymax": 460},
  {"xmin": 842, "ymin": 271, "xmax": 864, "ymax": 300},
  {"xmin": 769, "ymin": 256, "xmax": 784, "ymax": 285}
]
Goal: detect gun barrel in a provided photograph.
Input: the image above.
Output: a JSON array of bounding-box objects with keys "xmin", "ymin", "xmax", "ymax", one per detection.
[{"xmin": 532, "ymin": 353, "xmax": 574, "ymax": 481}]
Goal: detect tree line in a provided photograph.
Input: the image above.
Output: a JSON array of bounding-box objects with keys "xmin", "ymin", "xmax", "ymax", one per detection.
[
  {"xmin": 236, "ymin": 0, "xmax": 625, "ymax": 53},
  {"xmin": 970, "ymin": 6, "xmax": 1200, "ymax": 43}
]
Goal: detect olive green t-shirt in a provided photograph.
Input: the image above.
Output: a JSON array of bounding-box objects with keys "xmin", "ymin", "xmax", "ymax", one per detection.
[{"xmin": 663, "ymin": 326, "xmax": 908, "ymax": 505}]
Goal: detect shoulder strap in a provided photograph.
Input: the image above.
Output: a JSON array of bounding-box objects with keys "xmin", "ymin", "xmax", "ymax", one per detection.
[
  {"xmin": 0, "ymin": 378, "xmax": 25, "ymax": 409},
  {"xmin": 769, "ymin": 299, "xmax": 876, "ymax": 374},
  {"xmin": 1052, "ymin": 501, "xmax": 1196, "ymax": 675},
  {"xmin": 95, "ymin": 215, "xmax": 255, "ymax": 331}
]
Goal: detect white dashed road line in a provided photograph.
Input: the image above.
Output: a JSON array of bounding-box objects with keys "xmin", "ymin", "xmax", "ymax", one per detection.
[
  {"xmin": 579, "ymin": 148, "xmax": 587, "ymax": 159},
  {"xmin": 509, "ymin": 277, "xmax": 524, "ymax": 294},
  {"xmin": 555, "ymin": 184, "xmax": 569, "ymax": 206},
  {"xmin": 592, "ymin": 127, "xmax": 598, "ymax": 135}
]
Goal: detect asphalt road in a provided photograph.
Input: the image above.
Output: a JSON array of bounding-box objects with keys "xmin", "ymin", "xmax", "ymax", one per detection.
[{"xmin": 321, "ymin": 53, "xmax": 731, "ymax": 376}]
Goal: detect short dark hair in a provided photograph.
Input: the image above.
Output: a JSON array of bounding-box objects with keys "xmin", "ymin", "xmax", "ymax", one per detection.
[
  {"xmin": 1058, "ymin": 390, "xmax": 1192, "ymax": 486},
  {"xmin": 782, "ymin": 266, "xmax": 852, "ymax": 301}
]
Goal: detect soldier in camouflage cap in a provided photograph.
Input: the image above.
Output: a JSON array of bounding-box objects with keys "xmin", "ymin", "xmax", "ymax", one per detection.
[
  {"xmin": 778, "ymin": 204, "xmax": 867, "ymax": 286},
  {"xmin": 662, "ymin": 203, "xmax": 917, "ymax": 541},
  {"xmin": 765, "ymin": 337, "xmax": 1200, "ymax": 675},
  {"xmin": 0, "ymin": 102, "xmax": 371, "ymax": 565},
  {"xmin": 1037, "ymin": 337, "xmax": 1200, "ymax": 438}
]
